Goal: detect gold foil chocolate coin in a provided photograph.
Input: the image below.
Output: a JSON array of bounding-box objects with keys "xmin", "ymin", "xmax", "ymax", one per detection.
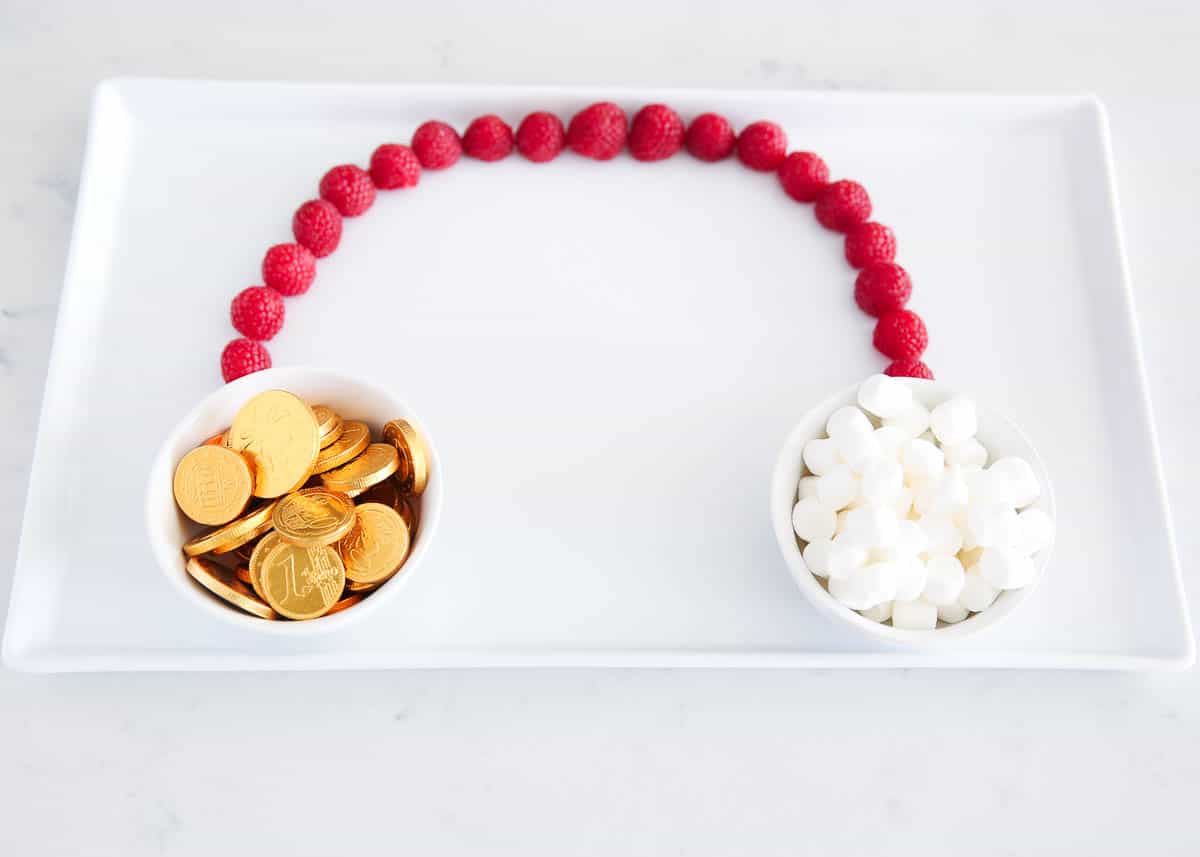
[
  {"xmin": 382, "ymin": 419, "xmax": 430, "ymax": 495},
  {"xmin": 228, "ymin": 390, "xmax": 320, "ymax": 498},
  {"xmin": 247, "ymin": 530, "xmax": 284, "ymax": 600},
  {"xmin": 182, "ymin": 500, "xmax": 278, "ymax": 557},
  {"xmin": 337, "ymin": 502, "xmax": 410, "ymax": 585},
  {"xmin": 320, "ymin": 443, "xmax": 399, "ymax": 497},
  {"xmin": 272, "ymin": 487, "xmax": 357, "ymax": 547},
  {"xmin": 312, "ymin": 420, "xmax": 370, "ymax": 474},
  {"xmin": 172, "ymin": 445, "xmax": 253, "ymax": 526},
  {"xmin": 324, "ymin": 592, "xmax": 366, "ymax": 616},
  {"xmin": 185, "ymin": 556, "xmax": 278, "ymax": 620},
  {"xmin": 312, "ymin": 404, "xmax": 343, "ymax": 449},
  {"xmin": 259, "ymin": 542, "xmax": 346, "ymax": 620}
]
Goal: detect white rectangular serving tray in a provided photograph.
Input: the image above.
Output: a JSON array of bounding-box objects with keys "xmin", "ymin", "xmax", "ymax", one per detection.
[{"xmin": 4, "ymin": 80, "xmax": 1192, "ymax": 671}]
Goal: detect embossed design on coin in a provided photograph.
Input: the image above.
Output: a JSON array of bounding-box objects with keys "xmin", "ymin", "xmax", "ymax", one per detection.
[
  {"xmin": 185, "ymin": 556, "xmax": 278, "ymax": 620},
  {"xmin": 247, "ymin": 530, "xmax": 284, "ymax": 600},
  {"xmin": 312, "ymin": 420, "xmax": 370, "ymax": 474},
  {"xmin": 337, "ymin": 502, "xmax": 410, "ymax": 585},
  {"xmin": 182, "ymin": 500, "xmax": 278, "ymax": 557},
  {"xmin": 260, "ymin": 542, "xmax": 346, "ymax": 620},
  {"xmin": 272, "ymin": 487, "xmax": 357, "ymax": 546},
  {"xmin": 382, "ymin": 419, "xmax": 430, "ymax": 495},
  {"xmin": 312, "ymin": 404, "xmax": 344, "ymax": 449},
  {"xmin": 172, "ymin": 445, "xmax": 254, "ymax": 526},
  {"xmin": 320, "ymin": 443, "xmax": 399, "ymax": 496},
  {"xmin": 228, "ymin": 390, "xmax": 320, "ymax": 498}
]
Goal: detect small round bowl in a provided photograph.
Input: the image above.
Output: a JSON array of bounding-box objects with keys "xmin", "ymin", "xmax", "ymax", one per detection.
[
  {"xmin": 770, "ymin": 378, "xmax": 1055, "ymax": 647},
  {"xmin": 145, "ymin": 367, "xmax": 443, "ymax": 635}
]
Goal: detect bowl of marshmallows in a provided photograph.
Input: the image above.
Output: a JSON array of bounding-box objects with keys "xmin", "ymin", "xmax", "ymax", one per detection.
[{"xmin": 771, "ymin": 374, "xmax": 1055, "ymax": 645}]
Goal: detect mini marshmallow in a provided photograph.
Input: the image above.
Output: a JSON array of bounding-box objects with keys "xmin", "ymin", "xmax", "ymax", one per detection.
[
  {"xmin": 895, "ymin": 520, "xmax": 931, "ymax": 556},
  {"xmin": 929, "ymin": 396, "xmax": 978, "ymax": 447},
  {"xmin": 827, "ymin": 537, "xmax": 871, "ymax": 579},
  {"xmin": 922, "ymin": 556, "xmax": 966, "ymax": 606},
  {"xmin": 891, "ymin": 598, "xmax": 938, "ymax": 630},
  {"xmin": 1015, "ymin": 507, "xmax": 1054, "ymax": 555},
  {"xmin": 885, "ymin": 402, "xmax": 932, "ymax": 438},
  {"xmin": 963, "ymin": 468, "xmax": 1004, "ymax": 509},
  {"xmin": 892, "ymin": 556, "xmax": 928, "ymax": 601},
  {"xmin": 802, "ymin": 437, "xmax": 841, "ymax": 476},
  {"xmin": 966, "ymin": 504, "xmax": 1019, "ymax": 549},
  {"xmin": 855, "ymin": 562, "xmax": 899, "ymax": 609},
  {"xmin": 919, "ymin": 515, "xmax": 963, "ymax": 557},
  {"xmin": 826, "ymin": 405, "xmax": 874, "ymax": 439},
  {"xmin": 836, "ymin": 429, "xmax": 882, "ymax": 472},
  {"xmin": 989, "ymin": 456, "xmax": 1041, "ymax": 509},
  {"xmin": 828, "ymin": 572, "xmax": 869, "ymax": 610},
  {"xmin": 857, "ymin": 374, "xmax": 914, "ymax": 419},
  {"xmin": 861, "ymin": 601, "xmax": 893, "ymax": 623},
  {"xmin": 927, "ymin": 468, "xmax": 969, "ymax": 517},
  {"xmin": 943, "ymin": 437, "xmax": 988, "ymax": 470},
  {"xmin": 797, "ymin": 476, "xmax": 820, "ymax": 501},
  {"xmin": 937, "ymin": 602, "xmax": 969, "ymax": 624},
  {"xmin": 977, "ymin": 548, "xmax": 1036, "ymax": 590},
  {"xmin": 893, "ymin": 486, "xmax": 914, "ymax": 519},
  {"xmin": 817, "ymin": 465, "xmax": 860, "ymax": 510},
  {"xmin": 792, "ymin": 497, "xmax": 837, "ymax": 543},
  {"xmin": 802, "ymin": 539, "xmax": 834, "ymax": 577},
  {"xmin": 841, "ymin": 505, "xmax": 899, "ymax": 548},
  {"xmin": 959, "ymin": 570, "xmax": 1000, "ymax": 612},
  {"xmin": 858, "ymin": 458, "xmax": 903, "ymax": 506},
  {"xmin": 902, "ymin": 438, "xmax": 945, "ymax": 482},
  {"xmin": 872, "ymin": 425, "xmax": 909, "ymax": 461}
]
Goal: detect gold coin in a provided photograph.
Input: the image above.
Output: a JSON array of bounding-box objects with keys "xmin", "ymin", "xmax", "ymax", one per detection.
[
  {"xmin": 324, "ymin": 592, "xmax": 366, "ymax": 616},
  {"xmin": 235, "ymin": 564, "xmax": 253, "ymax": 587},
  {"xmin": 398, "ymin": 492, "xmax": 421, "ymax": 535},
  {"xmin": 259, "ymin": 541, "xmax": 345, "ymax": 620},
  {"xmin": 337, "ymin": 502, "xmax": 410, "ymax": 585},
  {"xmin": 183, "ymin": 500, "xmax": 278, "ymax": 556},
  {"xmin": 382, "ymin": 419, "xmax": 430, "ymax": 495},
  {"xmin": 312, "ymin": 420, "xmax": 370, "ymax": 474},
  {"xmin": 202, "ymin": 431, "xmax": 227, "ymax": 447},
  {"xmin": 247, "ymin": 530, "xmax": 284, "ymax": 600},
  {"xmin": 172, "ymin": 445, "xmax": 254, "ymax": 526},
  {"xmin": 228, "ymin": 390, "xmax": 320, "ymax": 498},
  {"xmin": 312, "ymin": 404, "xmax": 344, "ymax": 449},
  {"xmin": 320, "ymin": 443, "xmax": 399, "ymax": 496},
  {"xmin": 346, "ymin": 578, "xmax": 383, "ymax": 593},
  {"xmin": 234, "ymin": 533, "xmax": 263, "ymax": 562},
  {"xmin": 272, "ymin": 487, "xmax": 357, "ymax": 546},
  {"xmin": 185, "ymin": 556, "xmax": 278, "ymax": 620}
]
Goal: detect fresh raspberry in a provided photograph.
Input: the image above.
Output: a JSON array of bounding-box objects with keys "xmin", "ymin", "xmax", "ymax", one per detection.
[
  {"xmin": 885, "ymin": 358, "xmax": 934, "ymax": 380},
  {"xmin": 685, "ymin": 113, "xmax": 735, "ymax": 162},
  {"xmin": 369, "ymin": 144, "xmax": 421, "ymax": 189},
  {"xmin": 628, "ymin": 104, "xmax": 684, "ymax": 162},
  {"xmin": 815, "ymin": 180, "xmax": 872, "ymax": 232},
  {"xmin": 854, "ymin": 262, "xmax": 912, "ymax": 317},
  {"xmin": 292, "ymin": 199, "xmax": 342, "ymax": 258},
  {"xmin": 844, "ymin": 222, "xmax": 897, "ymax": 268},
  {"xmin": 566, "ymin": 102, "xmax": 627, "ymax": 161},
  {"xmin": 411, "ymin": 120, "xmax": 462, "ymax": 170},
  {"xmin": 515, "ymin": 112, "xmax": 565, "ymax": 162},
  {"xmin": 221, "ymin": 338, "xmax": 271, "ymax": 383},
  {"xmin": 874, "ymin": 309, "xmax": 928, "ymax": 361},
  {"xmin": 231, "ymin": 286, "xmax": 285, "ymax": 341},
  {"xmin": 319, "ymin": 165, "xmax": 375, "ymax": 217},
  {"xmin": 777, "ymin": 151, "xmax": 829, "ymax": 202},
  {"xmin": 736, "ymin": 121, "xmax": 787, "ymax": 171},
  {"xmin": 462, "ymin": 115, "xmax": 514, "ymax": 162},
  {"xmin": 261, "ymin": 243, "xmax": 316, "ymax": 297}
]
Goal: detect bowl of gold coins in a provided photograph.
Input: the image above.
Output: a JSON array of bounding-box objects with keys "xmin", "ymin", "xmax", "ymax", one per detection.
[{"xmin": 146, "ymin": 367, "xmax": 441, "ymax": 632}]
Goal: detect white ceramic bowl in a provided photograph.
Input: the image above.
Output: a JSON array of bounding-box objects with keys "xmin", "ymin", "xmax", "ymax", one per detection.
[
  {"xmin": 771, "ymin": 378, "xmax": 1055, "ymax": 647},
  {"xmin": 145, "ymin": 367, "xmax": 442, "ymax": 634}
]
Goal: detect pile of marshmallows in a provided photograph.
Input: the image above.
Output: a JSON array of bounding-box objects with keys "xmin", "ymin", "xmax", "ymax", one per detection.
[{"xmin": 792, "ymin": 375, "xmax": 1053, "ymax": 630}]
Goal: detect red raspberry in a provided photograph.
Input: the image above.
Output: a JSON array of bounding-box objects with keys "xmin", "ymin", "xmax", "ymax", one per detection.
[
  {"xmin": 874, "ymin": 309, "xmax": 928, "ymax": 361},
  {"xmin": 566, "ymin": 102, "xmax": 627, "ymax": 160},
  {"xmin": 854, "ymin": 262, "xmax": 912, "ymax": 317},
  {"xmin": 628, "ymin": 104, "xmax": 684, "ymax": 162},
  {"xmin": 292, "ymin": 199, "xmax": 342, "ymax": 258},
  {"xmin": 319, "ymin": 165, "xmax": 375, "ymax": 217},
  {"xmin": 221, "ymin": 338, "xmax": 271, "ymax": 383},
  {"xmin": 777, "ymin": 151, "xmax": 829, "ymax": 202},
  {"xmin": 369, "ymin": 144, "xmax": 421, "ymax": 189},
  {"xmin": 815, "ymin": 180, "xmax": 872, "ymax": 232},
  {"xmin": 231, "ymin": 286, "xmax": 285, "ymax": 341},
  {"xmin": 885, "ymin": 358, "xmax": 934, "ymax": 380},
  {"xmin": 685, "ymin": 113, "xmax": 735, "ymax": 162},
  {"xmin": 462, "ymin": 115, "xmax": 514, "ymax": 162},
  {"xmin": 261, "ymin": 243, "xmax": 316, "ymax": 297},
  {"xmin": 515, "ymin": 112, "xmax": 565, "ymax": 162},
  {"xmin": 411, "ymin": 120, "xmax": 462, "ymax": 170},
  {"xmin": 844, "ymin": 222, "xmax": 896, "ymax": 268},
  {"xmin": 736, "ymin": 121, "xmax": 787, "ymax": 171}
]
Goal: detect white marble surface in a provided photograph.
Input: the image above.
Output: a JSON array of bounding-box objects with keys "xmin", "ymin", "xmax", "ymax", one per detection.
[{"xmin": 1, "ymin": 1, "xmax": 1197, "ymax": 854}]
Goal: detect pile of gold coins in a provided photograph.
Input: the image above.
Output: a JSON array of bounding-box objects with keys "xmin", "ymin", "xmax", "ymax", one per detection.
[{"xmin": 171, "ymin": 389, "xmax": 429, "ymax": 621}]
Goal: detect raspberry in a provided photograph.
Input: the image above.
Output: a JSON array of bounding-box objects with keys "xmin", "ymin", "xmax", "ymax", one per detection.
[
  {"xmin": 854, "ymin": 262, "xmax": 912, "ymax": 317},
  {"xmin": 566, "ymin": 102, "xmax": 627, "ymax": 160},
  {"xmin": 736, "ymin": 121, "xmax": 787, "ymax": 171},
  {"xmin": 292, "ymin": 199, "xmax": 342, "ymax": 258},
  {"xmin": 777, "ymin": 151, "xmax": 829, "ymax": 202},
  {"xmin": 844, "ymin": 222, "xmax": 896, "ymax": 268},
  {"xmin": 231, "ymin": 286, "xmax": 285, "ymax": 341},
  {"xmin": 221, "ymin": 338, "xmax": 271, "ymax": 383},
  {"xmin": 411, "ymin": 120, "xmax": 462, "ymax": 170},
  {"xmin": 462, "ymin": 115, "xmax": 514, "ymax": 162},
  {"xmin": 261, "ymin": 243, "xmax": 316, "ymax": 297},
  {"xmin": 815, "ymin": 180, "xmax": 872, "ymax": 232},
  {"xmin": 319, "ymin": 165, "xmax": 375, "ymax": 217},
  {"xmin": 628, "ymin": 104, "xmax": 684, "ymax": 162},
  {"xmin": 885, "ymin": 358, "xmax": 934, "ymax": 380},
  {"xmin": 369, "ymin": 144, "xmax": 421, "ymax": 189},
  {"xmin": 874, "ymin": 309, "xmax": 928, "ymax": 361},
  {"xmin": 515, "ymin": 112, "xmax": 565, "ymax": 162},
  {"xmin": 685, "ymin": 113, "xmax": 735, "ymax": 162}
]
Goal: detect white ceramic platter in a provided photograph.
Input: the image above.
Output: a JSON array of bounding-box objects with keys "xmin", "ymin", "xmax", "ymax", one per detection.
[{"xmin": 3, "ymin": 81, "xmax": 1192, "ymax": 670}]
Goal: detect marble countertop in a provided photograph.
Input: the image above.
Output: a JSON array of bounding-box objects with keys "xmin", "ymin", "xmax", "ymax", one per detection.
[{"xmin": 1, "ymin": 2, "xmax": 1197, "ymax": 854}]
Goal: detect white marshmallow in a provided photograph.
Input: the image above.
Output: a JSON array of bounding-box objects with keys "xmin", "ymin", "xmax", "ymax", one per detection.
[
  {"xmin": 901, "ymin": 438, "xmax": 945, "ymax": 483},
  {"xmin": 840, "ymin": 505, "xmax": 899, "ymax": 548},
  {"xmin": 963, "ymin": 468, "xmax": 1004, "ymax": 509},
  {"xmin": 892, "ymin": 598, "xmax": 938, "ymax": 630},
  {"xmin": 895, "ymin": 519, "xmax": 931, "ymax": 556},
  {"xmin": 797, "ymin": 476, "xmax": 820, "ymax": 501},
  {"xmin": 943, "ymin": 437, "xmax": 988, "ymax": 470},
  {"xmin": 893, "ymin": 486, "xmax": 914, "ymax": 519},
  {"xmin": 835, "ymin": 509, "xmax": 849, "ymax": 535},
  {"xmin": 826, "ymin": 405, "xmax": 874, "ymax": 439},
  {"xmin": 929, "ymin": 396, "xmax": 978, "ymax": 447},
  {"xmin": 857, "ymin": 374, "xmax": 914, "ymax": 419},
  {"xmin": 927, "ymin": 468, "xmax": 969, "ymax": 517},
  {"xmin": 856, "ymin": 562, "xmax": 899, "ymax": 609},
  {"xmin": 959, "ymin": 570, "xmax": 1000, "ymax": 612},
  {"xmin": 802, "ymin": 437, "xmax": 841, "ymax": 476},
  {"xmin": 977, "ymin": 548, "xmax": 1036, "ymax": 590},
  {"xmin": 872, "ymin": 425, "xmax": 908, "ymax": 461},
  {"xmin": 802, "ymin": 539, "xmax": 834, "ymax": 577},
  {"xmin": 885, "ymin": 402, "xmax": 932, "ymax": 438},
  {"xmin": 836, "ymin": 430, "xmax": 882, "ymax": 472},
  {"xmin": 910, "ymin": 479, "xmax": 935, "ymax": 517},
  {"xmin": 828, "ymin": 572, "xmax": 868, "ymax": 610},
  {"xmin": 792, "ymin": 497, "xmax": 837, "ymax": 543},
  {"xmin": 1015, "ymin": 507, "xmax": 1054, "ymax": 555},
  {"xmin": 922, "ymin": 556, "xmax": 966, "ymax": 606},
  {"xmin": 919, "ymin": 515, "xmax": 963, "ymax": 557},
  {"xmin": 827, "ymin": 537, "xmax": 871, "ymax": 579},
  {"xmin": 858, "ymin": 458, "xmax": 903, "ymax": 505},
  {"xmin": 937, "ymin": 602, "xmax": 969, "ymax": 624},
  {"xmin": 861, "ymin": 600, "xmax": 893, "ymax": 623},
  {"xmin": 966, "ymin": 504, "xmax": 1019, "ymax": 549},
  {"xmin": 989, "ymin": 457, "xmax": 1041, "ymax": 509},
  {"xmin": 892, "ymin": 556, "xmax": 928, "ymax": 601},
  {"xmin": 817, "ymin": 465, "xmax": 859, "ymax": 510}
]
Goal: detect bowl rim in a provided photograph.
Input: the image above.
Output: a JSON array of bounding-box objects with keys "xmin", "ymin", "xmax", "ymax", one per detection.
[
  {"xmin": 144, "ymin": 366, "xmax": 442, "ymax": 635},
  {"xmin": 770, "ymin": 377, "xmax": 1055, "ymax": 648}
]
